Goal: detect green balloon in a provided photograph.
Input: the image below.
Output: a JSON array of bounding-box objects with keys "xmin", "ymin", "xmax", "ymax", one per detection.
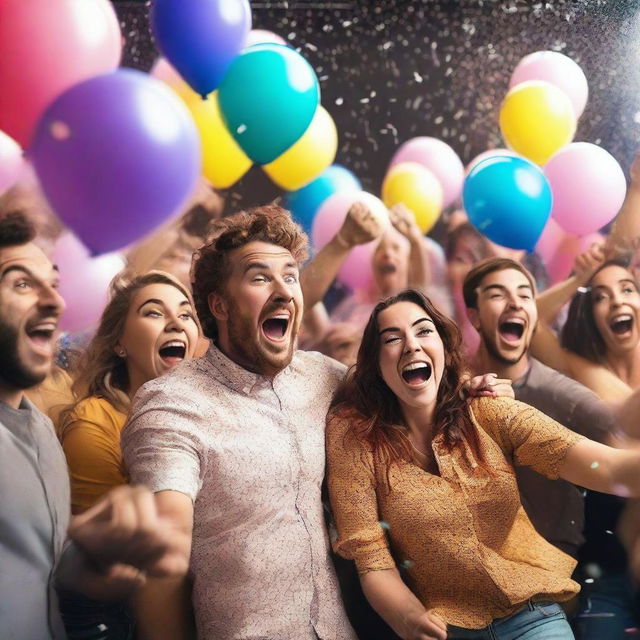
[{"xmin": 218, "ymin": 44, "xmax": 320, "ymax": 165}]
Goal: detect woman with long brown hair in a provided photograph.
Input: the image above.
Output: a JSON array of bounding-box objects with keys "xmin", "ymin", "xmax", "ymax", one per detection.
[{"xmin": 326, "ymin": 289, "xmax": 640, "ymax": 640}]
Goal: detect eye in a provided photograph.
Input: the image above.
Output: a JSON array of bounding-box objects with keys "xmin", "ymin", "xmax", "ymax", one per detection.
[
  {"xmin": 593, "ymin": 292, "xmax": 608, "ymax": 303},
  {"xmin": 384, "ymin": 335, "xmax": 401, "ymax": 344},
  {"xmin": 15, "ymin": 279, "xmax": 32, "ymax": 290},
  {"xmin": 490, "ymin": 293, "xmax": 505, "ymax": 300},
  {"xmin": 623, "ymin": 287, "xmax": 635, "ymax": 295},
  {"xmin": 284, "ymin": 274, "xmax": 298, "ymax": 284},
  {"xmin": 252, "ymin": 275, "xmax": 268, "ymax": 283},
  {"xmin": 520, "ymin": 294, "xmax": 532, "ymax": 301},
  {"xmin": 145, "ymin": 309, "xmax": 163, "ymax": 318},
  {"xmin": 179, "ymin": 312, "xmax": 194, "ymax": 321},
  {"xmin": 417, "ymin": 327, "xmax": 433, "ymax": 336}
]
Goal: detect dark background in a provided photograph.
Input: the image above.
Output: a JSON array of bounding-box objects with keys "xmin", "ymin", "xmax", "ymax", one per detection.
[{"xmin": 112, "ymin": 0, "xmax": 640, "ymax": 215}]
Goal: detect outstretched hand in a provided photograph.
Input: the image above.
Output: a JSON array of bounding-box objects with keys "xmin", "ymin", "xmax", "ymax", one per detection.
[
  {"xmin": 574, "ymin": 243, "xmax": 605, "ymax": 285},
  {"xmin": 463, "ymin": 373, "xmax": 514, "ymax": 400},
  {"xmin": 68, "ymin": 485, "xmax": 190, "ymax": 580},
  {"xmin": 389, "ymin": 203, "xmax": 422, "ymax": 243}
]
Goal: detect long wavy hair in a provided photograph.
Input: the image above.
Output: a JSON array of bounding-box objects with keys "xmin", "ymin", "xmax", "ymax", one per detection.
[
  {"xmin": 63, "ymin": 271, "xmax": 198, "ymax": 417},
  {"xmin": 331, "ymin": 289, "xmax": 487, "ymax": 477},
  {"xmin": 561, "ymin": 257, "xmax": 639, "ymax": 364}
]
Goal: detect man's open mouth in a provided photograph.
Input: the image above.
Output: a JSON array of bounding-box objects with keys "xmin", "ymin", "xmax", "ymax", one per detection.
[
  {"xmin": 401, "ymin": 362, "xmax": 432, "ymax": 386},
  {"xmin": 379, "ymin": 264, "xmax": 397, "ymax": 275},
  {"xmin": 498, "ymin": 319, "xmax": 525, "ymax": 343},
  {"xmin": 159, "ymin": 340, "xmax": 187, "ymax": 365},
  {"xmin": 610, "ymin": 314, "xmax": 634, "ymax": 336},
  {"xmin": 262, "ymin": 316, "xmax": 289, "ymax": 341},
  {"xmin": 25, "ymin": 320, "xmax": 57, "ymax": 351}
]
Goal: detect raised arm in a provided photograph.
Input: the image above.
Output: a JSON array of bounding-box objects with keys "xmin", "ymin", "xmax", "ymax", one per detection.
[
  {"xmin": 607, "ymin": 153, "xmax": 640, "ymax": 257},
  {"xmin": 388, "ymin": 204, "xmax": 431, "ymax": 292},
  {"xmin": 300, "ymin": 201, "xmax": 384, "ymax": 310}
]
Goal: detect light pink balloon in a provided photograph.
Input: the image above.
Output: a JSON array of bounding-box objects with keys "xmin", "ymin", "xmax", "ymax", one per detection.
[
  {"xmin": 389, "ymin": 137, "xmax": 464, "ymax": 208},
  {"xmin": 510, "ymin": 51, "xmax": 589, "ymax": 118},
  {"xmin": 0, "ymin": 0, "xmax": 122, "ymax": 148},
  {"xmin": 150, "ymin": 57, "xmax": 185, "ymax": 88},
  {"xmin": 545, "ymin": 142, "xmax": 626, "ymax": 236},
  {"xmin": 465, "ymin": 148, "xmax": 519, "ymax": 175},
  {"xmin": 245, "ymin": 29, "xmax": 287, "ymax": 48},
  {"xmin": 312, "ymin": 191, "xmax": 389, "ymax": 291},
  {"xmin": 52, "ymin": 232, "xmax": 125, "ymax": 333},
  {"xmin": 0, "ymin": 131, "xmax": 24, "ymax": 195}
]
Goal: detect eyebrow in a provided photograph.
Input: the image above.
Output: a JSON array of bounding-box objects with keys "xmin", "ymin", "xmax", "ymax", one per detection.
[
  {"xmin": 481, "ymin": 283, "xmax": 532, "ymax": 294},
  {"xmin": 379, "ymin": 316, "xmax": 434, "ymax": 335},
  {"xmin": 136, "ymin": 298, "xmax": 191, "ymax": 313},
  {"xmin": 243, "ymin": 261, "xmax": 299, "ymax": 274},
  {"xmin": 0, "ymin": 264, "xmax": 59, "ymax": 282},
  {"xmin": 593, "ymin": 279, "xmax": 637, "ymax": 290}
]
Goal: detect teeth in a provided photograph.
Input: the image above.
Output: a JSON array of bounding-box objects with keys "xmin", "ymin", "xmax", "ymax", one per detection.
[
  {"xmin": 402, "ymin": 362, "xmax": 429, "ymax": 372},
  {"xmin": 502, "ymin": 318, "xmax": 525, "ymax": 325},
  {"xmin": 162, "ymin": 340, "xmax": 185, "ymax": 348},
  {"xmin": 612, "ymin": 315, "xmax": 632, "ymax": 323}
]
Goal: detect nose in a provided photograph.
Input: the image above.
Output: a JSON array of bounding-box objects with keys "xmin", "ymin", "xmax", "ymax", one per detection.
[
  {"xmin": 165, "ymin": 312, "xmax": 186, "ymax": 333},
  {"xmin": 403, "ymin": 332, "xmax": 421, "ymax": 353},
  {"xmin": 610, "ymin": 291, "xmax": 623, "ymax": 307},
  {"xmin": 506, "ymin": 292, "xmax": 523, "ymax": 310},
  {"xmin": 39, "ymin": 283, "xmax": 66, "ymax": 315},
  {"xmin": 272, "ymin": 277, "xmax": 295, "ymax": 303}
]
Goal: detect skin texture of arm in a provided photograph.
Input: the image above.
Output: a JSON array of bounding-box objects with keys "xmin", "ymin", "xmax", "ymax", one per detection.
[{"xmin": 132, "ymin": 490, "xmax": 196, "ymax": 640}]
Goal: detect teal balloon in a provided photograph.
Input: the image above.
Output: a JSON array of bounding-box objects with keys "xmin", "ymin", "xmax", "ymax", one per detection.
[{"xmin": 218, "ymin": 44, "xmax": 320, "ymax": 164}]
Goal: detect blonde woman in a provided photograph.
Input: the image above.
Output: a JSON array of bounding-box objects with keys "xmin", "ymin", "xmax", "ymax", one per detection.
[{"xmin": 59, "ymin": 271, "xmax": 200, "ymax": 514}]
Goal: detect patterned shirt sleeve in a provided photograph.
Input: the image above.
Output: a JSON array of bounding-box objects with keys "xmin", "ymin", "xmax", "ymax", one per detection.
[
  {"xmin": 473, "ymin": 397, "xmax": 585, "ymax": 480},
  {"xmin": 122, "ymin": 380, "xmax": 207, "ymax": 501},
  {"xmin": 325, "ymin": 409, "xmax": 396, "ymax": 574}
]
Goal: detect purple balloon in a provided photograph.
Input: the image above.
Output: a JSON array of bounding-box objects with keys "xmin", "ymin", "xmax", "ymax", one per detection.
[{"xmin": 31, "ymin": 69, "xmax": 201, "ymax": 254}]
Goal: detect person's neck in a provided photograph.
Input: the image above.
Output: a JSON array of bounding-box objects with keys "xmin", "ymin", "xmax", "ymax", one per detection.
[
  {"xmin": 400, "ymin": 401, "xmax": 436, "ymax": 450},
  {"xmin": 473, "ymin": 342, "xmax": 530, "ymax": 382},
  {"xmin": 215, "ymin": 339, "xmax": 282, "ymax": 378},
  {"xmin": 0, "ymin": 385, "xmax": 24, "ymax": 410},
  {"xmin": 603, "ymin": 344, "xmax": 640, "ymax": 388}
]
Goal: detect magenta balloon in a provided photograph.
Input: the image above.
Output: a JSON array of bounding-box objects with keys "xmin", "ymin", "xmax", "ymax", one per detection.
[
  {"xmin": 52, "ymin": 232, "xmax": 125, "ymax": 332},
  {"xmin": 545, "ymin": 142, "xmax": 626, "ymax": 236},
  {"xmin": 390, "ymin": 137, "xmax": 464, "ymax": 208},
  {"xmin": 31, "ymin": 69, "xmax": 201, "ymax": 254},
  {"xmin": 510, "ymin": 51, "xmax": 588, "ymax": 118},
  {"xmin": 0, "ymin": 131, "xmax": 24, "ymax": 195},
  {"xmin": 312, "ymin": 191, "xmax": 387, "ymax": 291},
  {"xmin": 0, "ymin": 0, "xmax": 122, "ymax": 149}
]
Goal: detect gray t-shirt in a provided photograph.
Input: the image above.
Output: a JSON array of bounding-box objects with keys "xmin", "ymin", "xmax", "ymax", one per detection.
[
  {"xmin": 0, "ymin": 397, "xmax": 70, "ymax": 640},
  {"xmin": 513, "ymin": 357, "xmax": 615, "ymax": 557}
]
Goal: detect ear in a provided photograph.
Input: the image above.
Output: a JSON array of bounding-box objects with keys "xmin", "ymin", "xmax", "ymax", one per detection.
[
  {"xmin": 466, "ymin": 307, "xmax": 481, "ymax": 332},
  {"xmin": 208, "ymin": 292, "xmax": 228, "ymax": 322}
]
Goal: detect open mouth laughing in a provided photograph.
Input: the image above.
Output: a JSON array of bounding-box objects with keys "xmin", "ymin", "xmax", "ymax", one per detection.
[
  {"xmin": 261, "ymin": 314, "xmax": 290, "ymax": 342},
  {"xmin": 25, "ymin": 318, "xmax": 57, "ymax": 355},
  {"xmin": 400, "ymin": 361, "xmax": 432, "ymax": 387},
  {"xmin": 609, "ymin": 313, "xmax": 634, "ymax": 337},
  {"xmin": 498, "ymin": 317, "xmax": 525, "ymax": 345},
  {"xmin": 158, "ymin": 339, "xmax": 187, "ymax": 366}
]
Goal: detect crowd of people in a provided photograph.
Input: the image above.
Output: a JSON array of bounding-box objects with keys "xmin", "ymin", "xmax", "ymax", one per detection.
[{"xmin": 3, "ymin": 158, "xmax": 640, "ymax": 640}]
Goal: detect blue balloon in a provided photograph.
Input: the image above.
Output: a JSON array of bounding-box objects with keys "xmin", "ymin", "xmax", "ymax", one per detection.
[
  {"xmin": 152, "ymin": 0, "xmax": 251, "ymax": 97},
  {"xmin": 463, "ymin": 156, "xmax": 552, "ymax": 251},
  {"xmin": 284, "ymin": 165, "xmax": 362, "ymax": 234}
]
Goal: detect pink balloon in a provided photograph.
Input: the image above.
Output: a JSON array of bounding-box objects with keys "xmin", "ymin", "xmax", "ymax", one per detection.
[
  {"xmin": 535, "ymin": 217, "xmax": 566, "ymax": 264},
  {"xmin": 510, "ymin": 51, "xmax": 589, "ymax": 118},
  {"xmin": 312, "ymin": 191, "xmax": 389, "ymax": 291},
  {"xmin": 545, "ymin": 142, "xmax": 626, "ymax": 236},
  {"xmin": 390, "ymin": 137, "xmax": 464, "ymax": 208},
  {"xmin": 52, "ymin": 232, "xmax": 125, "ymax": 333},
  {"xmin": 245, "ymin": 29, "xmax": 287, "ymax": 48},
  {"xmin": 0, "ymin": 131, "xmax": 24, "ymax": 195},
  {"xmin": 150, "ymin": 57, "xmax": 185, "ymax": 88},
  {"xmin": 0, "ymin": 0, "xmax": 122, "ymax": 148},
  {"xmin": 466, "ymin": 148, "xmax": 519, "ymax": 175}
]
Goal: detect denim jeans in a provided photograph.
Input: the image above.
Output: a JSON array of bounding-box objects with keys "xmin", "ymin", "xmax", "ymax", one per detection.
[{"xmin": 447, "ymin": 601, "xmax": 574, "ymax": 640}]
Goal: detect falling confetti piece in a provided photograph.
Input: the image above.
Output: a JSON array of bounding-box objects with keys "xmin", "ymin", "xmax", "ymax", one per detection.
[{"xmin": 590, "ymin": 461, "xmax": 600, "ymax": 469}]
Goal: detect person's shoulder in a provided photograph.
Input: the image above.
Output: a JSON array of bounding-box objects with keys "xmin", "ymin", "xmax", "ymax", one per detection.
[
  {"xmin": 293, "ymin": 350, "xmax": 347, "ymax": 378},
  {"xmin": 72, "ymin": 396, "xmax": 124, "ymax": 420},
  {"xmin": 469, "ymin": 395, "xmax": 531, "ymax": 424},
  {"xmin": 528, "ymin": 357, "xmax": 604, "ymax": 399}
]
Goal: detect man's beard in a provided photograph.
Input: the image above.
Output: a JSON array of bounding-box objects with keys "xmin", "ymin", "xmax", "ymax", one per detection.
[
  {"xmin": 0, "ymin": 319, "xmax": 46, "ymax": 390},
  {"xmin": 478, "ymin": 325, "xmax": 527, "ymax": 367},
  {"xmin": 226, "ymin": 299, "xmax": 295, "ymax": 376}
]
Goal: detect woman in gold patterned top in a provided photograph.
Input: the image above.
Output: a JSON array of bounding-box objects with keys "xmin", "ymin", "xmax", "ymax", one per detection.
[{"xmin": 326, "ymin": 289, "xmax": 640, "ymax": 640}]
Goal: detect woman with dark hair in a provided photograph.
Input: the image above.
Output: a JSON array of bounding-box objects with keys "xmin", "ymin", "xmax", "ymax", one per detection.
[
  {"xmin": 532, "ymin": 252, "xmax": 640, "ymax": 404},
  {"xmin": 326, "ymin": 289, "xmax": 640, "ymax": 640}
]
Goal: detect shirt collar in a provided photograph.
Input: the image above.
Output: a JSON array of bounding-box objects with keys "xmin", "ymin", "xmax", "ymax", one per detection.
[{"xmin": 205, "ymin": 342, "xmax": 292, "ymax": 395}]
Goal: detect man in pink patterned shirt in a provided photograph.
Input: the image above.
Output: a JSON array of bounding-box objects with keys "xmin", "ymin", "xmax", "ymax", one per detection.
[{"xmin": 122, "ymin": 204, "xmax": 382, "ymax": 640}]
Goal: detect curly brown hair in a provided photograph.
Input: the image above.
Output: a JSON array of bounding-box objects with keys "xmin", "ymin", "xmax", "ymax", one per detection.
[
  {"xmin": 191, "ymin": 204, "xmax": 308, "ymax": 341},
  {"xmin": 331, "ymin": 289, "xmax": 489, "ymax": 481}
]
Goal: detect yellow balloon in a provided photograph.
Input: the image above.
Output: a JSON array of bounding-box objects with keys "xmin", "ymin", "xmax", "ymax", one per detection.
[
  {"xmin": 382, "ymin": 162, "xmax": 443, "ymax": 233},
  {"xmin": 499, "ymin": 80, "xmax": 576, "ymax": 165},
  {"xmin": 176, "ymin": 88, "xmax": 252, "ymax": 189},
  {"xmin": 263, "ymin": 105, "xmax": 338, "ymax": 191}
]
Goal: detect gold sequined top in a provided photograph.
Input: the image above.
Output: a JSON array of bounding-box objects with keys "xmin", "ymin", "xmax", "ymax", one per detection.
[{"xmin": 326, "ymin": 396, "xmax": 584, "ymax": 629}]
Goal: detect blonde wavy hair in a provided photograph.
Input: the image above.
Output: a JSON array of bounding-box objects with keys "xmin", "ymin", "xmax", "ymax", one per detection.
[{"xmin": 63, "ymin": 270, "xmax": 198, "ymax": 417}]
